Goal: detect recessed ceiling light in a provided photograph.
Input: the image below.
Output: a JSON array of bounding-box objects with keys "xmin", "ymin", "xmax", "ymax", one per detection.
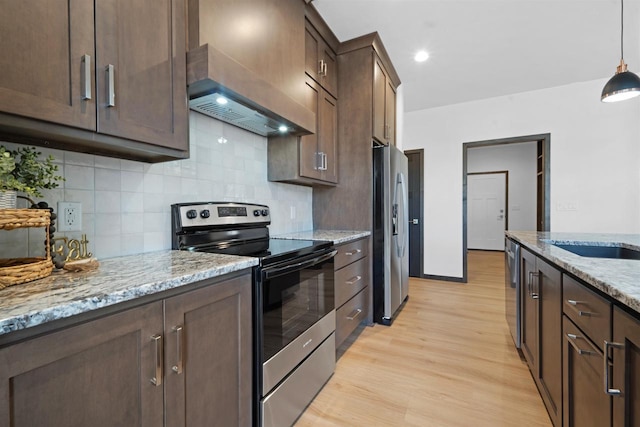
[
  {"xmin": 216, "ymin": 96, "xmax": 228, "ymax": 105},
  {"xmin": 414, "ymin": 50, "xmax": 429, "ymax": 63},
  {"xmin": 278, "ymin": 125, "xmax": 289, "ymax": 133}
]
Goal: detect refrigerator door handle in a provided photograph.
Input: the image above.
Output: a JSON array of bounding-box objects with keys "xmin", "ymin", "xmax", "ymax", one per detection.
[
  {"xmin": 394, "ymin": 172, "xmax": 408, "ymax": 258},
  {"xmin": 399, "ymin": 172, "xmax": 409, "ymax": 258}
]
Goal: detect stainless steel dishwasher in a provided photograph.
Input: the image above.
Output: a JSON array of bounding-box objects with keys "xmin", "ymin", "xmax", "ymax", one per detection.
[{"xmin": 505, "ymin": 238, "xmax": 521, "ymax": 348}]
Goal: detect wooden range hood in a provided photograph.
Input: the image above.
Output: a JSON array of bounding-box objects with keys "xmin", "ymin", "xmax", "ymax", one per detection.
[{"xmin": 186, "ymin": 0, "xmax": 315, "ymax": 137}]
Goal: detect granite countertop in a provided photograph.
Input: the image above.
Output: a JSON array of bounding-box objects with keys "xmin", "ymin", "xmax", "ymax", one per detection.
[
  {"xmin": 0, "ymin": 250, "xmax": 257, "ymax": 336},
  {"xmin": 273, "ymin": 229, "xmax": 371, "ymax": 245},
  {"xmin": 506, "ymin": 231, "xmax": 640, "ymax": 313}
]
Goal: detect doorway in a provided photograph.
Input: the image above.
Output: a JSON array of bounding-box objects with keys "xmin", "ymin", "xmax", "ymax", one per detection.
[
  {"xmin": 462, "ymin": 134, "xmax": 550, "ymax": 282},
  {"xmin": 405, "ymin": 149, "xmax": 424, "ymax": 278},
  {"xmin": 467, "ymin": 171, "xmax": 508, "ymax": 251}
]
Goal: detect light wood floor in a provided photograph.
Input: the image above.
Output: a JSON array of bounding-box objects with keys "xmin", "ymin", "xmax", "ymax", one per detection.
[{"xmin": 295, "ymin": 250, "xmax": 552, "ymax": 426}]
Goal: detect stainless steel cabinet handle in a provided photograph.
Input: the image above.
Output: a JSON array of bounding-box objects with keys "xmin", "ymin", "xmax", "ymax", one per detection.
[
  {"xmin": 106, "ymin": 64, "xmax": 115, "ymax": 107},
  {"xmin": 150, "ymin": 334, "xmax": 163, "ymax": 386},
  {"xmin": 531, "ymin": 272, "xmax": 539, "ymax": 299},
  {"xmin": 566, "ymin": 299, "xmax": 595, "ymax": 317},
  {"xmin": 345, "ymin": 275, "xmax": 362, "ymax": 285},
  {"xmin": 604, "ymin": 340, "xmax": 624, "ymax": 395},
  {"xmin": 527, "ymin": 271, "xmax": 539, "ymax": 299},
  {"xmin": 81, "ymin": 54, "xmax": 91, "ymax": 100},
  {"xmin": 172, "ymin": 325, "xmax": 184, "ymax": 374},
  {"xmin": 323, "ymin": 152, "xmax": 328, "ymax": 171},
  {"xmin": 345, "ymin": 249, "xmax": 362, "ymax": 256},
  {"xmin": 315, "ymin": 152, "xmax": 321, "ymax": 170},
  {"xmin": 322, "ymin": 61, "xmax": 328, "ymax": 76},
  {"xmin": 346, "ymin": 308, "xmax": 363, "ymax": 321},
  {"xmin": 566, "ymin": 333, "xmax": 594, "ymax": 355},
  {"xmin": 318, "ymin": 59, "xmax": 325, "ymax": 76}
]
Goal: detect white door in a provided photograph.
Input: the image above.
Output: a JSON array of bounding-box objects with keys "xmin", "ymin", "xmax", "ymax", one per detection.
[{"xmin": 468, "ymin": 173, "xmax": 506, "ymax": 250}]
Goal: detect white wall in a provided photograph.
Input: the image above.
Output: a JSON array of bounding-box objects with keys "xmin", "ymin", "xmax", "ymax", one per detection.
[
  {"xmin": 404, "ymin": 78, "xmax": 640, "ymax": 279},
  {"xmin": 0, "ymin": 112, "xmax": 313, "ymax": 259},
  {"xmin": 467, "ymin": 142, "xmax": 537, "ymax": 232}
]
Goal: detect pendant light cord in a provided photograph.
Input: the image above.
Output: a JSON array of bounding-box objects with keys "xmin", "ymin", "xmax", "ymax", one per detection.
[{"xmin": 621, "ymin": 0, "xmax": 624, "ymax": 60}]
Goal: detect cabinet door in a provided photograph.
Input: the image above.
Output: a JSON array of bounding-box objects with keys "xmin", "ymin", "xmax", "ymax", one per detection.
[
  {"xmin": 164, "ymin": 275, "xmax": 252, "ymax": 427},
  {"xmin": 299, "ymin": 79, "xmax": 321, "ymax": 180},
  {"xmin": 563, "ymin": 316, "xmax": 610, "ymax": 427},
  {"xmin": 318, "ymin": 89, "xmax": 338, "ymax": 183},
  {"xmin": 521, "ymin": 249, "xmax": 538, "ymax": 373},
  {"xmin": 305, "ymin": 23, "xmax": 337, "ymax": 98},
  {"xmin": 305, "ymin": 25, "xmax": 321, "ymax": 84},
  {"xmin": 385, "ymin": 79, "xmax": 396, "ymax": 146},
  {"xmin": 95, "ymin": 0, "xmax": 187, "ymax": 150},
  {"xmin": 0, "ymin": 0, "xmax": 96, "ymax": 129},
  {"xmin": 321, "ymin": 46, "xmax": 338, "ymax": 98},
  {"xmin": 0, "ymin": 302, "xmax": 164, "ymax": 427},
  {"xmin": 537, "ymin": 257, "xmax": 562, "ymax": 427},
  {"xmin": 612, "ymin": 307, "xmax": 640, "ymax": 426},
  {"xmin": 372, "ymin": 58, "xmax": 387, "ymax": 144}
]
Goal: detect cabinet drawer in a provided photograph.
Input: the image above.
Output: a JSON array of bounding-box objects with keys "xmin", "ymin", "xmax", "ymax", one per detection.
[
  {"xmin": 334, "ymin": 239, "xmax": 368, "ymax": 270},
  {"xmin": 335, "ymin": 257, "xmax": 369, "ymax": 308},
  {"xmin": 335, "ymin": 286, "xmax": 369, "ymax": 348},
  {"xmin": 563, "ymin": 274, "xmax": 611, "ymax": 350}
]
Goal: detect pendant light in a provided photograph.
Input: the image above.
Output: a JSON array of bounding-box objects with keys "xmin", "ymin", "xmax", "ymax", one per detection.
[{"xmin": 601, "ymin": 0, "xmax": 640, "ymax": 102}]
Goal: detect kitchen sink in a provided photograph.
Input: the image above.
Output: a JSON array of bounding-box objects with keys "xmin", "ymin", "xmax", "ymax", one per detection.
[{"xmin": 553, "ymin": 244, "xmax": 640, "ymax": 260}]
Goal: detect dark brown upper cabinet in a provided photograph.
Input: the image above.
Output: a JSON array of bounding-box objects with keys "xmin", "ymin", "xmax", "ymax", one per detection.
[
  {"xmin": 0, "ymin": 0, "xmax": 189, "ymax": 162},
  {"xmin": 305, "ymin": 21, "xmax": 338, "ymax": 98},
  {"xmin": 268, "ymin": 77, "xmax": 337, "ymax": 186},
  {"xmin": 0, "ymin": 1, "xmax": 97, "ymax": 131},
  {"xmin": 373, "ymin": 56, "xmax": 397, "ymax": 146}
]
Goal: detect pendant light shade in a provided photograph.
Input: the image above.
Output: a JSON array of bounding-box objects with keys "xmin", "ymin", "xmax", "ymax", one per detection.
[
  {"xmin": 601, "ymin": 60, "xmax": 640, "ymax": 102},
  {"xmin": 601, "ymin": 0, "xmax": 640, "ymax": 102}
]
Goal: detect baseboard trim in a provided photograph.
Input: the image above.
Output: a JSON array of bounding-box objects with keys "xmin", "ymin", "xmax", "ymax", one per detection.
[{"xmin": 420, "ymin": 274, "xmax": 466, "ymax": 283}]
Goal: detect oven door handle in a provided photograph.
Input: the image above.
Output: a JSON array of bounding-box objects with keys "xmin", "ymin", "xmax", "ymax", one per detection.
[{"xmin": 264, "ymin": 249, "xmax": 337, "ymax": 280}]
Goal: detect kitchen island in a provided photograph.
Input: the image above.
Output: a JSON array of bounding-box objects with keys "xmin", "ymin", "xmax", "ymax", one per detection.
[
  {"xmin": 506, "ymin": 231, "xmax": 640, "ymax": 313},
  {"xmin": 506, "ymin": 231, "xmax": 640, "ymax": 426}
]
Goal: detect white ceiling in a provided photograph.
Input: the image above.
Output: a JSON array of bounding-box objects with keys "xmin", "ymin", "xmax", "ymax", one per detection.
[{"xmin": 313, "ymin": 0, "xmax": 640, "ymax": 112}]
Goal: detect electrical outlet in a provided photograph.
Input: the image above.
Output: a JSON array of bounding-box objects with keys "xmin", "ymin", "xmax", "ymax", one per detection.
[{"xmin": 58, "ymin": 202, "xmax": 82, "ymax": 232}]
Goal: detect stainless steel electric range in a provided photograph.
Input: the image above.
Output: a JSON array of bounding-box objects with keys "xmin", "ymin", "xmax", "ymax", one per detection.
[{"xmin": 171, "ymin": 202, "xmax": 336, "ymax": 427}]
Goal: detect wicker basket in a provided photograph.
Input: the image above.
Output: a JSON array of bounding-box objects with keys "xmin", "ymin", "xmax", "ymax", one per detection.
[{"xmin": 0, "ymin": 209, "xmax": 53, "ymax": 289}]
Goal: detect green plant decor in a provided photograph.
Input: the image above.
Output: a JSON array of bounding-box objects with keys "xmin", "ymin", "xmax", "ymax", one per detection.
[{"xmin": 0, "ymin": 146, "xmax": 64, "ymax": 197}]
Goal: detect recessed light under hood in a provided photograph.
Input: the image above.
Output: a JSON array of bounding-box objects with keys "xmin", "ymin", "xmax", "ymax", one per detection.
[{"xmin": 190, "ymin": 93, "xmax": 293, "ymax": 137}]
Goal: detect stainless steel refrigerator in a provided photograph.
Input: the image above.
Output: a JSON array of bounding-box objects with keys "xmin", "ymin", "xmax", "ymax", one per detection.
[{"xmin": 372, "ymin": 144, "xmax": 409, "ymax": 325}]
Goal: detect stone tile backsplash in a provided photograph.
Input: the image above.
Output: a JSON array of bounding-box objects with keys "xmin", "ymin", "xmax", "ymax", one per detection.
[{"xmin": 0, "ymin": 112, "xmax": 312, "ymax": 259}]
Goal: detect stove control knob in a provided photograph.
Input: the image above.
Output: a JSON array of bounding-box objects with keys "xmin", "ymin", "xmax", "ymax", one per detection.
[
  {"xmin": 261, "ymin": 209, "xmax": 269, "ymax": 217},
  {"xmin": 186, "ymin": 209, "xmax": 197, "ymax": 219},
  {"xmin": 253, "ymin": 210, "xmax": 261, "ymax": 217},
  {"xmin": 200, "ymin": 209, "xmax": 211, "ymax": 219}
]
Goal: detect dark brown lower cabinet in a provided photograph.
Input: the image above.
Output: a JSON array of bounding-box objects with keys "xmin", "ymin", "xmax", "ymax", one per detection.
[
  {"xmin": 164, "ymin": 274, "xmax": 252, "ymax": 427},
  {"xmin": 334, "ymin": 238, "xmax": 370, "ymax": 349},
  {"xmin": 563, "ymin": 316, "xmax": 611, "ymax": 427},
  {"xmin": 0, "ymin": 272, "xmax": 252, "ymax": 427},
  {"xmin": 0, "ymin": 301, "xmax": 164, "ymax": 426},
  {"xmin": 521, "ymin": 249, "xmax": 562, "ymax": 426},
  {"xmin": 611, "ymin": 306, "xmax": 640, "ymax": 427}
]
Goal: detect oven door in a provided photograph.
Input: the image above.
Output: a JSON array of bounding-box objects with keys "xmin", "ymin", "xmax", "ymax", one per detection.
[{"xmin": 258, "ymin": 248, "xmax": 336, "ymax": 395}]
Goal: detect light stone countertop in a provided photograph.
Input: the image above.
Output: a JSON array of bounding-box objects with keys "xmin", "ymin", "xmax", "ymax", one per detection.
[
  {"xmin": 506, "ymin": 231, "xmax": 640, "ymax": 314},
  {"xmin": 273, "ymin": 230, "xmax": 371, "ymax": 245},
  {"xmin": 0, "ymin": 250, "xmax": 257, "ymax": 336}
]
